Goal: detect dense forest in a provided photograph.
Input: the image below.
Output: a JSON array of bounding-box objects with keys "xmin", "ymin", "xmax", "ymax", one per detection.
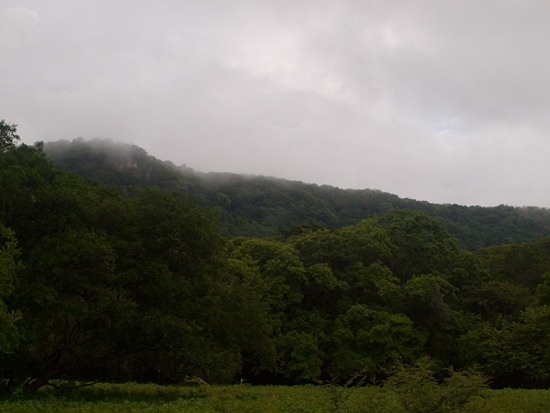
[
  {"xmin": 44, "ymin": 138, "xmax": 550, "ymax": 251},
  {"xmin": 3, "ymin": 121, "xmax": 550, "ymax": 393}
]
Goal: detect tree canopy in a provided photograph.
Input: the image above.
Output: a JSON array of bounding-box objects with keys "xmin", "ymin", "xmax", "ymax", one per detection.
[
  {"xmin": 2, "ymin": 125, "xmax": 550, "ymax": 391},
  {"xmin": 44, "ymin": 138, "xmax": 550, "ymax": 250}
]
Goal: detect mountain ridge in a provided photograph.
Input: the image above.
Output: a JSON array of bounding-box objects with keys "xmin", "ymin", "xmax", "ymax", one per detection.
[{"xmin": 43, "ymin": 138, "xmax": 550, "ymax": 250}]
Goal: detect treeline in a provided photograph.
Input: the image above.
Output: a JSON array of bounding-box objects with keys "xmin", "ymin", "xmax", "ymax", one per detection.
[
  {"xmin": 2, "ymin": 123, "xmax": 550, "ymax": 393},
  {"xmin": 44, "ymin": 138, "xmax": 550, "ymax": 251}
]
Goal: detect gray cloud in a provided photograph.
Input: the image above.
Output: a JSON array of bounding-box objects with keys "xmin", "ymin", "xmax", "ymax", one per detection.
[{"xmin": 2, "ymin": 0, "xmax": 550, "ymax": 206}]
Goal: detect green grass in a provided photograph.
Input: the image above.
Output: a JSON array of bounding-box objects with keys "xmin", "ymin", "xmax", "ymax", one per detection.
[
  {"xmin": 0, "ymin": 382, "xmax": 549, "ymax": 412},
  {"xmin": 489, "ymin": 388, "xmax": 550, "ymax": 413}
]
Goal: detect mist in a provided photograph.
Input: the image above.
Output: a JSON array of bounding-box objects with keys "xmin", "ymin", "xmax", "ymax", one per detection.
[{"xmin": 3, "ymin": 1, "xmax": 550, "ymax": 207}]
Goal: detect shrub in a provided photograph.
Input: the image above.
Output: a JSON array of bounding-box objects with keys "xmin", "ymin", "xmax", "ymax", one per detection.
[{"xmin": 383, "ymin": 357, "xmax": 491, "ymax": 413}]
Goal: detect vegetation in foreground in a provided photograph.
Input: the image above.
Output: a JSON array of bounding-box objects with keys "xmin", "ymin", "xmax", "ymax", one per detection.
[
  {"xmin": 1, "ymin": 382, "xmax": 549, "ymax": 413},
  {"xmin": 2, "ymin": 359, "xmax": 548, "ymax": 413}
]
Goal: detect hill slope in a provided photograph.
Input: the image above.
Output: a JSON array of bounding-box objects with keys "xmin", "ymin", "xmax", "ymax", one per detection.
[{"xmin": 44, "ymin": 138, "xmax": 550, "ymax": 250}]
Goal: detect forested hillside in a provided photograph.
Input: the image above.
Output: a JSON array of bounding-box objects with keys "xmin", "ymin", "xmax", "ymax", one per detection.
[
  {"xmin": 3, "ymin": 123, "xmax": 550, "ymax": 393},
  {"xmin": 44, "ymin": 138, "xmax": 550, "ymax": 250}
]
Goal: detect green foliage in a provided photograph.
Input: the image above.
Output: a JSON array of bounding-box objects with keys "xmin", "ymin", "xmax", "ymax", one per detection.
[
  {"xmin": 400, "ymin": 274, "xmax": 456, "ymax": 318},
  {"xmin": 378, "ymin": 210, "xmax": 461, "ymax": 282},
  {"xmin": 199, "ymin": 263, "xmax": 277, "ymax": 381},
  {"xmin": 229, "ymin": 238, "xmax": 307, "ymax": 315},
  {"xmin": 276, "ymin": 331, "xmax": 323, "ymax": 383},
  {"xmin": 0, "ymin": 224, "xmax": 20, "ymax": 355},
  {"xmin": 0, "ymin": 225, "xmax": 18, "ymax": 299},
  {"xmin": 4, "ymin": 124, "xmax": 550, "ymax": 390},
  {"xmin": 44, "ymin": 138, "xmax": 550, "ymax": 250},
  {"xmin": 535, "ymin": 272, "xmax": 550, "ymax": 305},
  {"xmin": 222, "ymin": 208, "xmax": 550, "ymax": 386},
  {"xmin": 384, "ymin": 358, "xmax": 490, "ymax": 413},
  {"xmin": 468, "ymin": 305, "xmax": 550, "ymax": 387},
  {"xmin": 0, "ymin": 130, "xmax": 246, "ymax": 390},
  {"xmin": 0, "ymin": 382, "xmax": 496, "ymax": 413},
  {"xmin": 465, "ymin": 280, "xmax": 531, "ymax": 321},
  {"xmin": 476, "ymin": 239, "xmax": 550, "ymax": 289},
  {"xmin": 0, "ymin": 120, "xmax": 20, "ymax": 152},
  {"xmin": 330, "ymin": 306, "xmax": 424, "ymax": 379}
]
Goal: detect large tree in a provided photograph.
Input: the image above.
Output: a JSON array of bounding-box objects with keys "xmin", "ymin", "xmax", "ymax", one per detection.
[{"xmin": 0, "ymin": 120, "xmax": 20, "ymax": 152}]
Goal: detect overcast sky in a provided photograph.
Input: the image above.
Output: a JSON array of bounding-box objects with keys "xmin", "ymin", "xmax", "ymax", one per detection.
[{"xmin": 2, "ymin": 1, "xmax": 550, "ymax": 207}]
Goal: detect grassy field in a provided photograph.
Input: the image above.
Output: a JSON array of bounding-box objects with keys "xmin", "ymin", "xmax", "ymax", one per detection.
[{"xmin": 0, "ymin": 382, "xmax": 549, "ymax": 412}]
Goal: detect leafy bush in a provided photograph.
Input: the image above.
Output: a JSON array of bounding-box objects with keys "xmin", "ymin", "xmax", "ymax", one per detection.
[{"xmin": 383, "ymin": 357, "xmax": 490, "ymax": 413}]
